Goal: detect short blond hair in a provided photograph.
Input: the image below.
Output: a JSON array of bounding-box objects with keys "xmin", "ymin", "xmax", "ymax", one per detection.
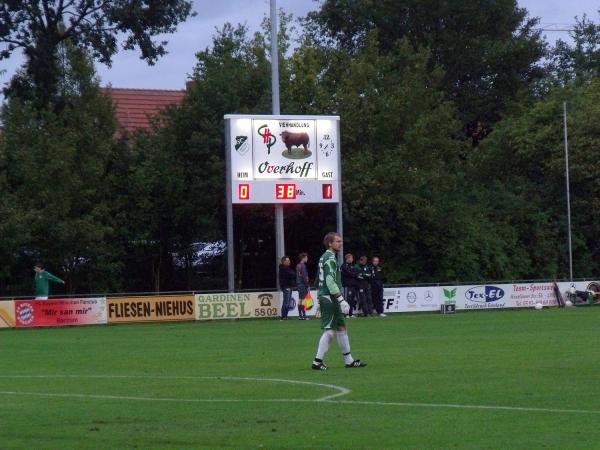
[{"xmin": 323, "ymin": 232, "xmax": 341, "ymax": 247}]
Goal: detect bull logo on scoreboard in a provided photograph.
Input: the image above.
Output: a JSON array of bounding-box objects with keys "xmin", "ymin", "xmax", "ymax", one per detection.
[{"xmin": 280, "ymin": 131, "xmax": 312, "ymax": 160}]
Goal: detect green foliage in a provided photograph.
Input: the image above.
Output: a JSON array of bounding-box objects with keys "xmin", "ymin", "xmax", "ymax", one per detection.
[
  {"xmin": 0, "ymin": 45, "xmax": 123, "ymax": 295},
  {"xmin": 548, "ymin": 14, "xmax": 600, "ymax": 85},
  {"xmin": 327, "ymin": 34, "xmax": 484, "ymax": 282},
  {"xmin": 125, "ymin": 104, "xmax": 227, "ymax": 291},
  {"xmin": 475, "ymin": 79, "xmax": 600, "ymax": 279},
  {"xmin": 124, "ymin": 23, "xmax": 277, "ymax": 291},
  {"xmin": 305, "ymin": 0, "xmax": 546, "ymax": 144}
]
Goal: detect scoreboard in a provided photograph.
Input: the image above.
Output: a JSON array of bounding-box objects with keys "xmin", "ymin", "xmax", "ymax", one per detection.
[{"xmin": 225, "ymin": 115, "xmax": 341, "ymax": 204}]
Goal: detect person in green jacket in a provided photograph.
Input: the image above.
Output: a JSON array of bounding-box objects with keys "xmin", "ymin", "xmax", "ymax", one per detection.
[{"xmin": 33, "ymin": 262, "xmax": 65, "ymax": 299}]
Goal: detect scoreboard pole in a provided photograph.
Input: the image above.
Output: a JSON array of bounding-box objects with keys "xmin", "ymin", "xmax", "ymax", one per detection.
[
  {"xmin": 271, "ymin": 0, "xmax": 285, "ymax": 290},
  {"xmin": 226, "ymin": 119, "xmax": 235, "ymax": 292},
  {"xmin": 336, "ymin": 118, "xmax": 344, "ymax": 265}
]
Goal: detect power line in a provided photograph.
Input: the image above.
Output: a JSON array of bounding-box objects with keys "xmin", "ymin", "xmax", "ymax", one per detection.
[
  {"xmin": 535, "ymin": 22, "xmax": 597, "ymax": 32},
  {"xmin": 536, "ymin": 27, "xmax": 575, "ymax": 32}
]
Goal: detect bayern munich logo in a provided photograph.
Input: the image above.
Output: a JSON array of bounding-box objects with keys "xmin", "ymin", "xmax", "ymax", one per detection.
[{"xmin": 16, "ymin": 303, "xmax": 35, "ymax": 325}]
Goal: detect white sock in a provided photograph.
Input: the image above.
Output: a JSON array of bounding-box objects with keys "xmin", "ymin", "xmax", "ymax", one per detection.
[
  {"xmin": 336, "ymin": 331, "xmax": 354, "ymax": 364},
  {"xmin": 315, "ymin": 330, "xmax": 334, "ymax": 361}
]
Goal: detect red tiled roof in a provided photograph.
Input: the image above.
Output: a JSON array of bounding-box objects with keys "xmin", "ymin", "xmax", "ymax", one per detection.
[{"xmin": 102, "ymin": 87, "xmax": 186, "ymax": 133}]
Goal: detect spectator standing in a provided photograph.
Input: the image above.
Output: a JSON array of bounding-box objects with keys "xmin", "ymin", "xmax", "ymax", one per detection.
[
  {"xmin": 33, "ymin": 262, "xmax": 65, "ymax": 300},
  {"xmin": 356, "ymin": 255, "xmax": 373, "ymax": 316},
  {"xmin": 370, "ymin": 256, "xmax": 386, "ymax": 317},
  {"xmin": 341, "ymin": 253, "xmax": 360, "ymax": 317},
  {"xmin": 296, "ymin": 253, "xmax": 310, "ymax": 320},
  {"xmin": 279, "ymin": 256, "xmax": 296, "ymax": 320}
]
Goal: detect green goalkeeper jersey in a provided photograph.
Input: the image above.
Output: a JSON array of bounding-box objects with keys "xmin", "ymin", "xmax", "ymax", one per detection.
[
  {"xmin": 34, "ymin": 270, "xmax": 64, "ymax": 297},
  {"xmin": 317, "ymin": 249, "xmax": 342, "ymax": 298}
]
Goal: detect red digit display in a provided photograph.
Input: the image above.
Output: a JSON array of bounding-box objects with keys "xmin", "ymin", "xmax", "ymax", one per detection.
[
  {"xmin": 322, "ymin": 183, "xmax": 333, "ymax": 199},
  {"xmin": 275, "ymin": 184, "xmax": 297, "ymax": 199},
  {"xmin": 239, "ymin": 184, "xmax": 250, "ymax": 200}
]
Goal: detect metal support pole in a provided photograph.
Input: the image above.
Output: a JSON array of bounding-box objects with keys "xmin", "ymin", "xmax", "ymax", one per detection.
[
  {"xmin": 225, "ymin": 120, "xmax": 235, "ymax": 292},
  {"xmin": 271, "ymin": 0, "xmax": 284, "ymax": 287},
  {"xmin": 563, "ymin": 102, "xmax": 573, "ymax": 281},
  {"xmin": 270, "ymin": 0, "xmax": 280, "ymax": 115},
  {"xmin": 336, "ymin": 119, "xmax": 344, "ymax": 265},
  {"xmin": 336, "ymin": 203, "xmax": 344, "ymax": 265},
  {"xmin": 226, "ymin": 204, "xmax": 234, "ymax": 291}
]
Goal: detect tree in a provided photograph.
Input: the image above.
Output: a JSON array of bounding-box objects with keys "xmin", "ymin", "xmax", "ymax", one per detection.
[
  {"xmin": 123, "ymin": 22, "xmax": 276, "ymax": 291},
  {"xmin": 0, "ymin": 140, "xmax": 30, "ymax": 294},
  {"xmin": 475, "ymin": 80, "xmax": 600, "ymax": 279},
  {"xmin": 304, "ymin": 0, "xmax": 546, "ymax": 145},
  {"xmin": 1, "ymin": 0, "xmax": 193, "ymax": 106},
  {"xmin": 548, "ymin": 14, "xmax": 600, "ymax": 85},
  {"xmin": 328, "ymin": 34, "xmax": 470, "ymax": 281},
  {"xmin": 0, "ymin": 44, "xmax": 125, "ymax": 295},
  {"xmin": 280, "ymin": 28, "xmax": 542, "ymax": 283}
]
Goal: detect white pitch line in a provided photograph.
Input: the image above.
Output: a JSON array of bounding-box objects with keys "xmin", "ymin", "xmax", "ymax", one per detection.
[
  {"xmin": 332, "ymin": 399, "xmax": 600, "ymax": 415},
  {"xmin": 0, "ymin": 375, "xmax": 350, "ymax": 402},
  {"xmin": 2, "ymin": 375, "xmax": 600, "ymax": 415},
  {"xmin": 0, "ymin": 391, "xmax": 313, "ymax": 403},
  {"xmin": 1, "ymin": 390, "xmax": 600, "ymax": 415},
  {"xmin": 215, "ymin": 377, "xmax": 350, "ymax": 401}
]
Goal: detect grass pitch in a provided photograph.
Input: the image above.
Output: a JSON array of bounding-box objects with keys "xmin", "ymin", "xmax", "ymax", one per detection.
[{"xmin": 2, "ymin": 307, "xmax": 600, "ymax": 449}]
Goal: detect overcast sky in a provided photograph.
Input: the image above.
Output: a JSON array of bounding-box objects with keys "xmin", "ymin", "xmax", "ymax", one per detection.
[{"xmin": 1, "ymin": 0, "xmax": 599, "ymax": 93}]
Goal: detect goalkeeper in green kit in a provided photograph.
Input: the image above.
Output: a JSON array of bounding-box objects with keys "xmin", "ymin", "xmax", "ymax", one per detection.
[{"xmin": 311, "ymin": 232, "xmax": 367, "ymax": 370}]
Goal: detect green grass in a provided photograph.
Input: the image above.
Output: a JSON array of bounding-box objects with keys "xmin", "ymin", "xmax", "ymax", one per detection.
[{"xmin": 2, "ymin": 308, "xmax": 600, "ymax": 449}]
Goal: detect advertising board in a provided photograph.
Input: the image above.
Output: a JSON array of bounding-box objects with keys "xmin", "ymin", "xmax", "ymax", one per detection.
[
  {"xmin": 14, "ymin": 298, "xmax": 107, "ymax": 327},
  {"xmin": 0, "ymin": 301, "xmax": 15, "ymax": 328},
  {"xmin": 108, "ymin": 295, "xmax": 195, "ymax": 323},
  {"xmin": 382, "ymin": 287, "xmax": 440, "ymax": 313},
  {"xmin": 443, "ymin": 281, "xmax": 600, "ymax": 310},
  {"xmin": 196, "ymin": 292, "xmax": 280, "ymax": 320}
]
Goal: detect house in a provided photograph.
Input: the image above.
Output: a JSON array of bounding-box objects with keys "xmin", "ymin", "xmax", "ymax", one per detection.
[{"xmin": 101, "ymin": 86, "xmax": 189, "ymax": 134}]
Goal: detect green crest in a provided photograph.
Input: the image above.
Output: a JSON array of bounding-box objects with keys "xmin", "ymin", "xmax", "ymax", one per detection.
[{"xmin": 443, "ymin": 288, "xmax": 457, "ymax": 299}]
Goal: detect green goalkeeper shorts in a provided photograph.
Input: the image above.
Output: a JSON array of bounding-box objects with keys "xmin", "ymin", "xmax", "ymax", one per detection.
[{"xmin": 319, "ymin": 295, "xmax": 346, "ymax": 330}]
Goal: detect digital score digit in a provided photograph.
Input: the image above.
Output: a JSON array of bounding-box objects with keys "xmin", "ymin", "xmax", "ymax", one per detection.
[
  {"xmin": 239, "ymin": 184, "xmax": 250, "ymax": 200},
  {"xmin": 275, "ymin": 184, "xmax": 297, "ymax": 200},
  {"xmin": 322, "ymin": 183, "xmax": 333, "ymax": 199}
]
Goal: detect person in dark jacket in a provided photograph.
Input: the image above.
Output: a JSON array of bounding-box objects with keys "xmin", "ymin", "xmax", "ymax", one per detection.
[
  {"xmin": 279, "ymin": 256, "xmax": 296, "ymax": 320},
  {"xmin": 356, "ymin": 255, "xmax": 373, "ymax": 316},
  {"xmin": 370, "ymin": 256, "xmax": 386, "ymax": 317},
  {"xmin": 296, "ymin": 252, "xmax": 309, "ymax": 320},
  {"xmin": 341, "ymin": 253, "xmax": 360, "ymax": 317}
]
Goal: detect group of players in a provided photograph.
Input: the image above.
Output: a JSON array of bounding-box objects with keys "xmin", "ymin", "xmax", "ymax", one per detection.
[{"xmin": 341, "ymin": 253, "xmax": 386, "ymax": 318}]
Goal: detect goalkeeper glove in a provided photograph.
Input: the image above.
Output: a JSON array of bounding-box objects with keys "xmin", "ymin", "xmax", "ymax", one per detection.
[{"xmin": 335, "ymin": 295, "xmax": 350, "ymax": 315}]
